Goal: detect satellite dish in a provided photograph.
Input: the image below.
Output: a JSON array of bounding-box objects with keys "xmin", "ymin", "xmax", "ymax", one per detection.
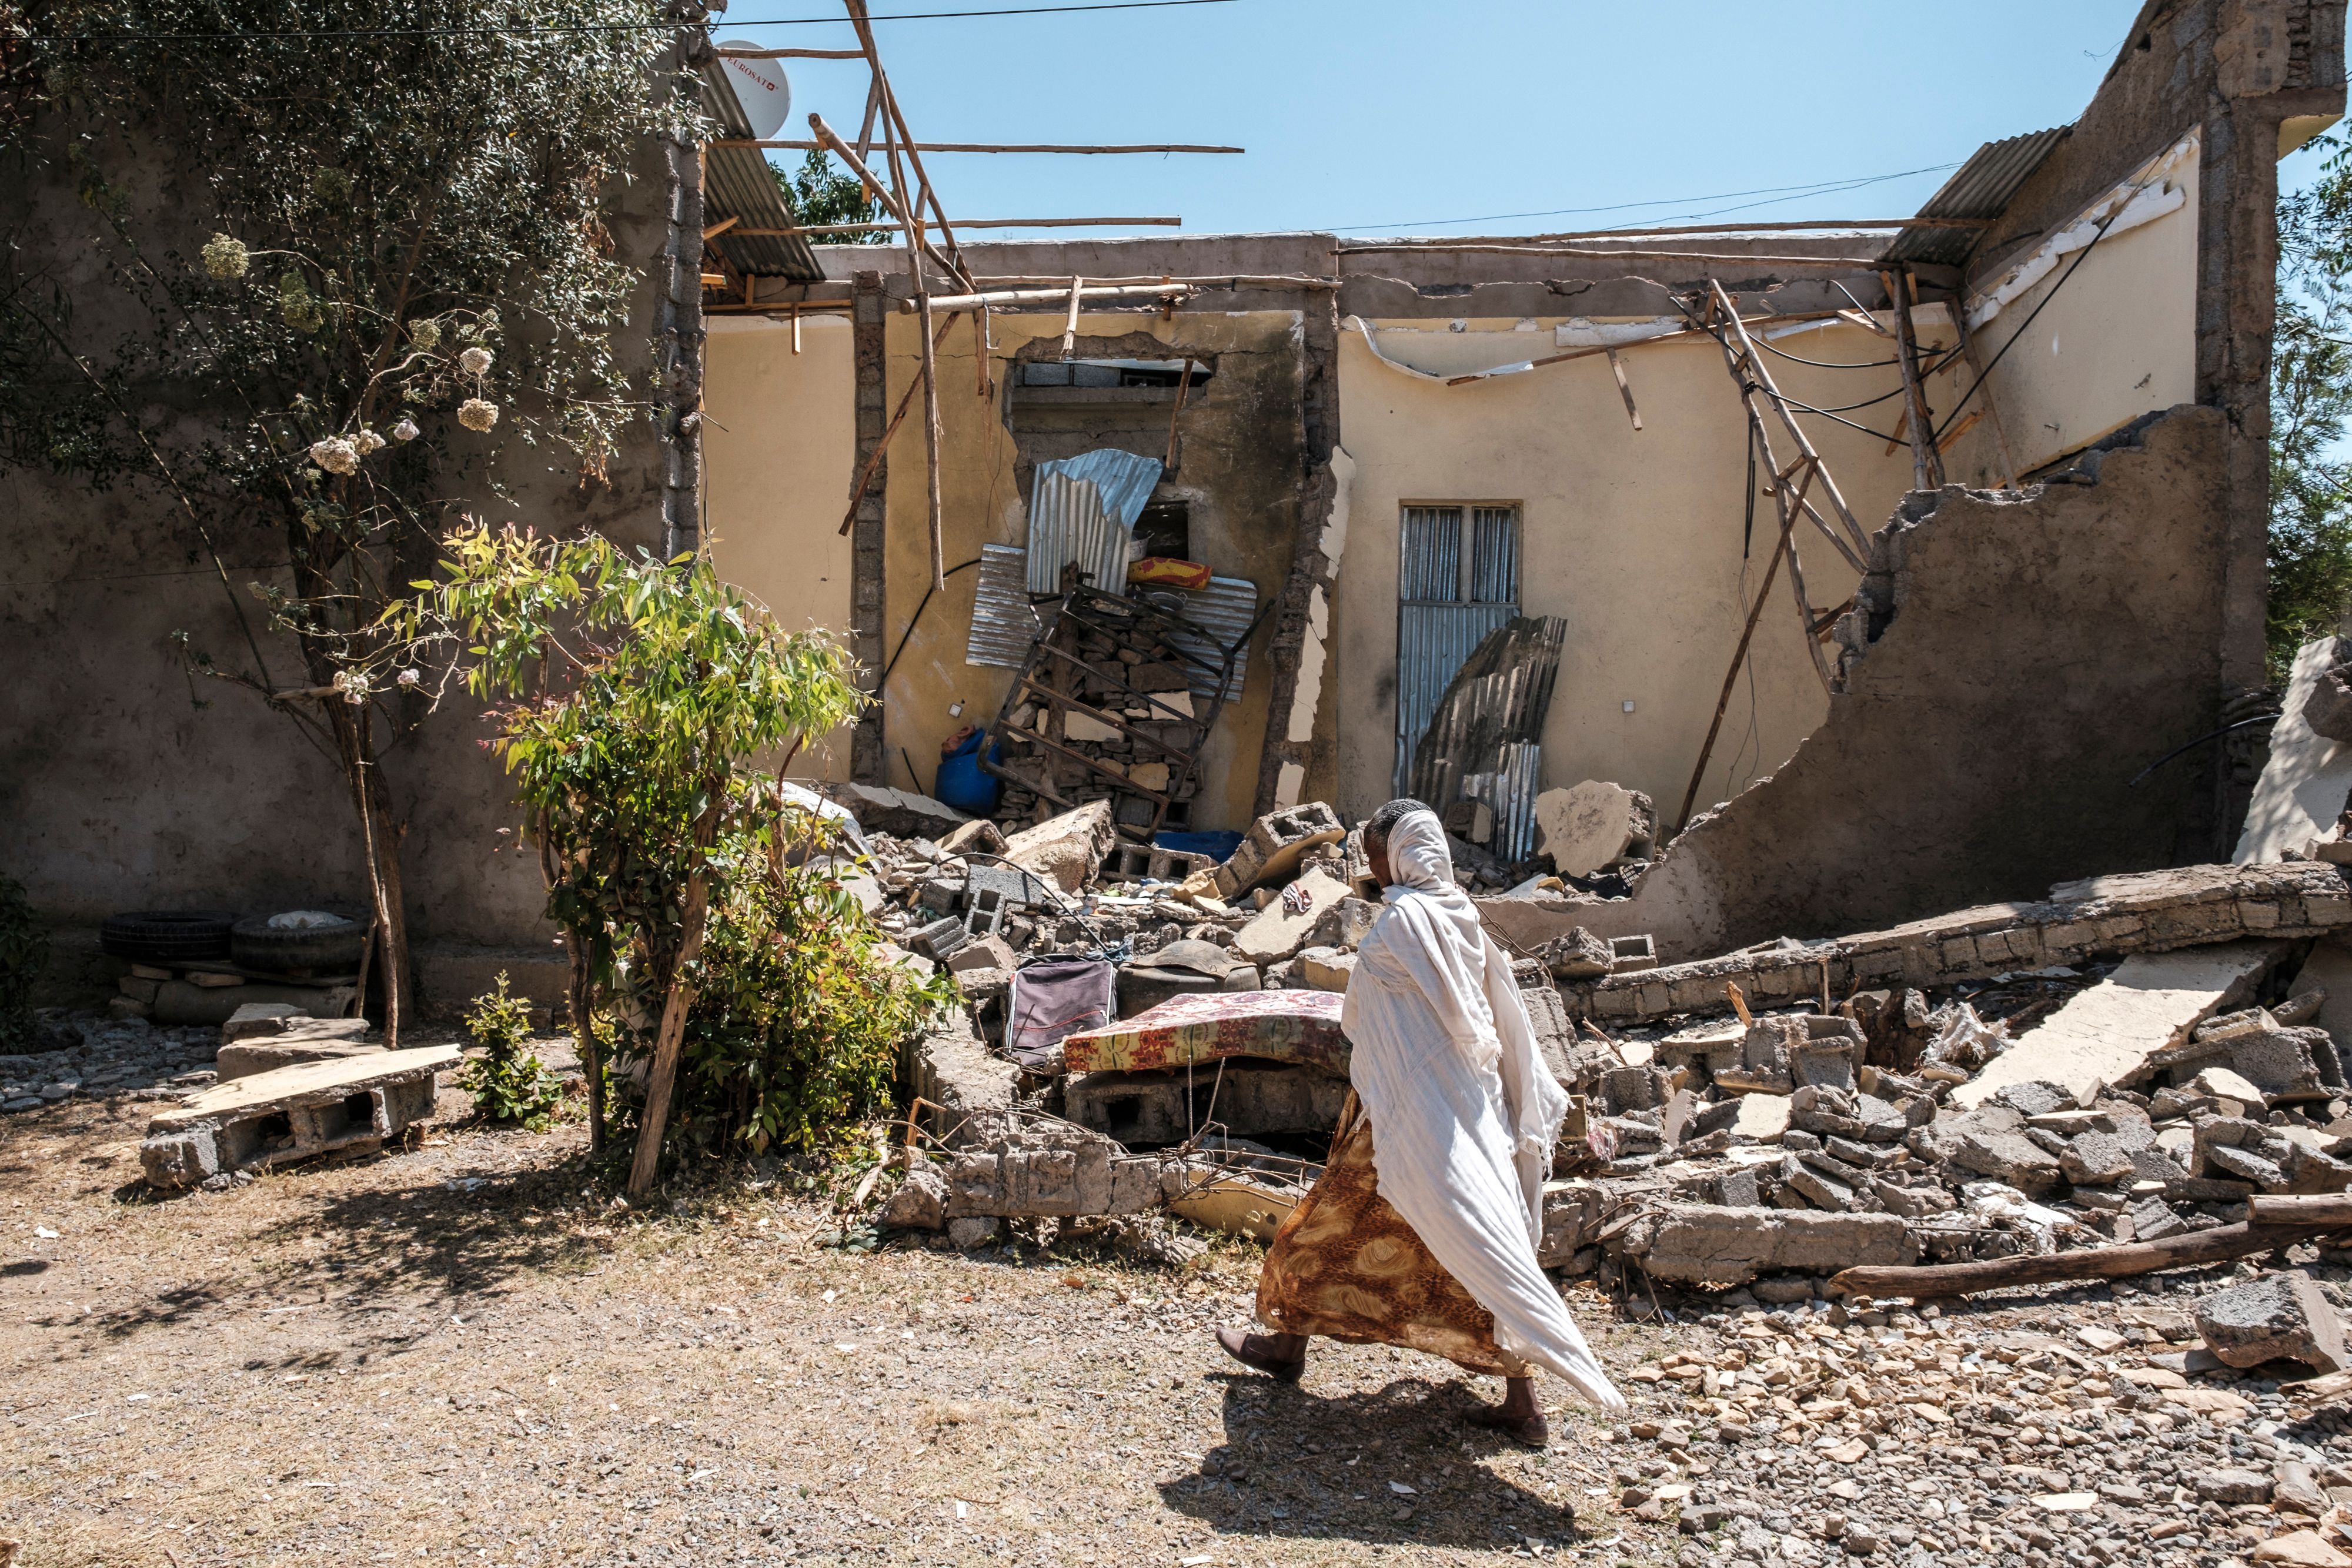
[{"xmin": 714, "ymin": 38, "xmax": 791, "ymax": 141}]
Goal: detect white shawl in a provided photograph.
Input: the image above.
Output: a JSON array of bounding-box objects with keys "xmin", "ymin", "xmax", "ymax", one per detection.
[{"xmin": 1340, "ymin": 810, "xmax": 1624, "ymax": 1409}]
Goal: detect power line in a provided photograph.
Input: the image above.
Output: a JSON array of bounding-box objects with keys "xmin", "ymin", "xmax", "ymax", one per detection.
[
  {"xmin": 1318, "ymin": 161, "xmax": 1961, "ymax": 238},
  {"xmin": 26, "ymin": 0, "xmax": 1234, "ymax": 44}
]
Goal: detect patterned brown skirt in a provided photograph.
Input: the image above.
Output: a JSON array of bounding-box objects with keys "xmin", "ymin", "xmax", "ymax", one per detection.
[{"xmin": 1255, "ymin": 1091, "xmax": 1524, "ymax": 1377}]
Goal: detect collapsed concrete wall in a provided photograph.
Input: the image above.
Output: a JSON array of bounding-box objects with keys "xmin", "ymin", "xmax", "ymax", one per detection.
[{"xmin": 1576, "ymin": 405, "xmax": 2230, "ymax": 960}]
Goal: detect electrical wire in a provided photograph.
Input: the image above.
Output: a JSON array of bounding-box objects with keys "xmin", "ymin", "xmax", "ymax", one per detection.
[
  {"xmin": 1935, "ymin": 205, "xmax": 2124, "ymax": 442},
  {"xmin": 30, "ymin": 0, "xmax": 1235, "ymax": 43},
  {"xmin": 1313, "ymin": 161, "xmax": 1963, "ymax": 238},
  {"xmin": 1755, "ymin": 340, "xmax": 1903, "ymax": 371}
]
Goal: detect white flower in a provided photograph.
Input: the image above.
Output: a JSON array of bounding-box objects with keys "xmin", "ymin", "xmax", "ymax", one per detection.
[
  {"xmin": 331, "ymin": 669, "xmax": 370, "ymax": 704},
  {"xmin": 199, "ymin": 234, "xmax": 249, "ymax": 280},
  {"xmin": 396, "ymin": 667, "xmax": 421, "ymax": 687},
  {"xmin": 459, "ymin": 346, "xmax": 493, "ymax": 376},
  {"xmin": 308, "ymin": 437, "xmax": 359, "ymax": 475},
  {"xmin": 407, "ymin": 318, "xmax": 442, "ymax": 350},
  {"xmin": 353, "ymin": 429, "xmax": 385, "ymax": 456},
  {"xmin": 391, "ymin": 417, "xmax": 420, "ymax": 443},
  {"xmin": 457, "ymin": 398, "xmax": 499, "ymax": 433}
]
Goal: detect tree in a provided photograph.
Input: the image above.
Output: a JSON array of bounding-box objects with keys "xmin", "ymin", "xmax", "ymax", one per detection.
[
  {"xmin": 774, "ymin": 149, "xmax": 888, "ymax": 242},
  {"xmin": 2271, "ymin": 131, "xmax": 2352, "ymax": 685},
  {"xmin": 409, "ymin": 525, "xmax": 880, "ymax": 1192},
  {"xmin": 0, "ymin": 0, "xmax": 696, "ymax": 1039}
]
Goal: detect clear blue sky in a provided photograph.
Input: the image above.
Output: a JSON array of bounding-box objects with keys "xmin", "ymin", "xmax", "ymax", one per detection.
[{"xmin": 714, "ymin": 0, "xmax": 2176, "ymax": 238}]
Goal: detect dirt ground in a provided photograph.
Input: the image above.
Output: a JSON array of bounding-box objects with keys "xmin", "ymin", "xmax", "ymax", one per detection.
[{"xmin": 0, "ymin": 1061, "xmax": 1673, "ymax": 1568}]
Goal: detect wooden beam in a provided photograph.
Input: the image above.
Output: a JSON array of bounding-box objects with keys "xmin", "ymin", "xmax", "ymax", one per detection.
[
  {"xmin": 709, "ymin": 139, "xmax": 1245, "ymax": 154},
  {"xmin": 1605, "ymin": 349, "xmax": 1642, "ymax": 430},
  {"xmin": 1337, "ymin": 244, "xmax": 1898, "ymax": 268},
  {"xmin": 1059, "ymin": 275, "xmax": 1084, "ymax": 359},
  {"xmin": 1829, "ymin": 1216, "xmax": 2346, "ymax": 1300},
  {"xmin": 712, "ymin": 46, "xmax": 866, "ymax": 58},
  {"xmin": 836, "ymin": 309, "xmax": 963, "ymax": 536},
  {"xmin": 907, "ymin": 282, "xmax": 1187, "ymax": 315},
  {"xmin": 1882, "ymin": 268, "xmax": 1943, "ymax": 491},
  {"xmin": 1675, "ymin": 438, "xmax": 1800, "ymax": 834},
  {"xmin": 701, "ymin": 215, "xmax": 741, "ymax": 241},
  {"xmin": 1948, "ymin": 301, "xmax": 2023, "ymax": 488},
  {"xmin": 731, "ymin": 216, "xmax": 1182, "ymax": 236}
]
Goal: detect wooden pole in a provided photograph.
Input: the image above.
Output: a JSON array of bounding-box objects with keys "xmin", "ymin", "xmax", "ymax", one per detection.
[
  {"xmin": 1829, "ymin": 1214, "xmax": 2347, "ymax": 1300},
  {"xmin": 626, "ymin": 797, "xmax": 724, "ymax": 1198},
  {"xmin": 1706, "ymin": 279, "xmax": 1873, "ymax": 561},
  {"xmin": 1335, "ymin": 243, "xmax": 1920, "ymax": 268},
  {"xmin": 836, "ymin": 308, "xmax": 962, "ymax": 536},
  {"xmin": 1060, "ymin": 275, "xmax": 1084, "ymax": 360},
  {"xmin": 974, "ymin": 304, "xmax": 993, "ymax": 399},
  {"xmin": 713, "ymin": 45, "xmax": 867, "ymax": 58},
  {"xmin": 907, "ymin": 282, "xmax": 1188, "ymax": 314},
  {"xmin": 1606, "ymin": 349, "xmax": 1642, "ymax": 430},
  {"xmin": 1882, "ymin": 268, "xmax": 1943, "ymax": 491},
  {"xmin": 1675, "ymin": 431, "xmax": 1798, "ymax": 833},
  {"xmin": 1164, "ymin": 356, "xmax": 1195, "ymax": 470}
]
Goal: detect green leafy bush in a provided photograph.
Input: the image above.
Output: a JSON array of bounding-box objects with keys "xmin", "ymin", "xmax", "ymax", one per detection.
[
  {"xmin": 0, "ymin": 877, "xmax": 48, "ymax": 1051},
  {"xmin": 616, "ymin": 814, "xmax": 955, "ymax": 1159},
  {"xmin": 457, "ymin": 972, "xmax": 563, "ymax": 1130}
]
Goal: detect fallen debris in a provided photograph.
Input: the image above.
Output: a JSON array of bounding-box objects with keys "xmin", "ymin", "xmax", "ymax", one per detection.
[{"xmin": 141, "ymin": 1044, "xmax": 457, "ymax": 1188}]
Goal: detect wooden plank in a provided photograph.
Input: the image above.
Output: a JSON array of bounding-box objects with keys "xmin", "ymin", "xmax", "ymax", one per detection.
[
  {"xmin": 1831, "ymin": 1220, "xmax": 2325, "ymax": 1299},
  {"xmin": 1935, "ymin": 408, "xmax": 1984, "ymax": 453},
  {"xmin": 1605, "ymin": 349, "xmax": 1642, "ymax": 430},
  {"xmin": 701, "ymin": 215, "xmax": 741, "ymax": 241},
  {"xmin": 835, "ymin": 309, "xmax": 962, "ymax": 537},
  {"xmin": 906, "ymin": 282, "xmax": 1186, "ymax": 314},
  {"xmin": 1706, "ymin": 279, "xmax": 1873, "ymax": 559},
  {"xmin": 1060, "ymin": 275, "xmax": 1084, "ymax": 359},
  {"xmin": 713, "ymin": 46, "xmax": 867, "ymax": 58},
  {"xmin": 1882, "ymin": 268, "xmax": 1943, "ymax": 491},
  {"xmin": 1338, "ymin": 244, "xmax": 1900, "ymax": 268}
]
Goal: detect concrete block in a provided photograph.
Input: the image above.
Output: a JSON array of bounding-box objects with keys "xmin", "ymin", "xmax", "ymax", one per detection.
[
  {"xmin": 905, "ymin": 1012, "xmax": 1020, "ymax": 1149},
  {"xmin": 217, "ymin": 1019, "xmax": 380, "ymax": 1080},
  {"xmin": 1535, "ymin": 780, "xmax": 1655, "ymax": 877},
  {"xmin": 2195, "ymin": 1272, "xmax": 2346, "ymax": 1372},
  {"xmin": 1063, "ymin": 1061, "xmax": 1348, "ymax": 1146},
  {"xmin": 1230, "ymin": 869, "xmax": 1352, "ymax": 967},
  {"xmin": 1296, "ymin": 947, "xmax": 1355, "ymax": 992},
  {"xmin": 1619, "ymin": 1203, "xmax": 1916, "ymax": 1285},
  {"xmin": 141, "ymin": 1045, "xmax": 456, "ymax": 1187},
  {"xmin": 1001, "ymin": 800, "xmax": 1117, "ymax": 894}
]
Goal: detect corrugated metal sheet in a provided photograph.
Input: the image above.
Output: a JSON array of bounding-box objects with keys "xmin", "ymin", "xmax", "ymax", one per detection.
[
  {"xmin": 1152, "ymin": 574, "xmax": 1259, "ymax": 702},
  {"xmin": 1400, "ymin": 506, "xmax": 1462, "ymax": 600},
  {"xmin": 1407, "ymin": 618, "xmax": 1567, "ymax": 827},
  {"xmin": 1460, "ymin": 741, "xmax": 1542, "ymax": 862},
  {"xmin": 1395, "ymin": 605, "xmax": 1516, "ymax": 795},
  {"xmin": 970, "ymin": 540, "xmax": 1257, "ymax": 701},
  {"xmin": 1469, "ymin": 506, "xmax": 1518, "ymax": 605},
  {"xmin": 1883, "ymin": 126, "xmax": 2070, "ymax": 268},
  {"xmin": 965, "ymin": 543, "xmax": 1046, "ymax": 669},
  {"xmin": 1024, "ymin": 449, "xmax": 1163, "ymax": 594},
  {"xmin": 698, "ymin": 62, "xmax": 824, "ymax": 282}
]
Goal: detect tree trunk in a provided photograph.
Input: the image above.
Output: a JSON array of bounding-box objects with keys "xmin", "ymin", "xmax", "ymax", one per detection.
[{"xmin": 627, "ymin": 794, "xmax": 726, "ymax": 1196}]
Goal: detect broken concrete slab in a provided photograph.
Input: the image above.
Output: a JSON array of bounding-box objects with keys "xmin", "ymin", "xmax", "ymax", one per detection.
[
  {"xmin": 1536, "ymin": 780, "xmax": 1655, "ymax": 878},
  {"xmin": 2194, "ymin": 1271, "xmax": 2347, "ymax": 1373},
  {"xmin": 1229, "ymin": 868, "xmax": 1352, "ymax": 967},
  {"xmin": 880, "ymin": 1162, "xmax": 949, "ymax": 1230},
  {"xmin": 141, "ymin": 1045, "xmax": 457, "ymax": 1188},
  {"xmin": 1060, "ymin": 989, "xmax": 1348, "ymax": 1075},
  {"xmin": 905, "ymin": 1012, "xmax": 1020, "ymax": 1150},
  {"xmin": 1541, "ymin": 862, "xmax": 2347, "ymax": 1027},
  {"xmin": 1001, "ymin": 800, "xmax": 1118, "ymax": 895},
  {"xmin": 1214, "ymin": 802, "xmax": 1344, "ymax": 898},
  {"xmin": 1617, "ymin": 1203, "xmax": 1917, "ymax": 1285},
  {"xmin": 1952, "ymin": 940, "xmax": 2284, "ymax": 1111},
  {"xmin": 216, "ymin": 1019, "xmax": 380, "ymax": 1081},
  {"xmin": 1295, "ymin": 947, "xmax": 1356, "ymax": 992},
  {"xmin": 940, "ymin": 1117, "xmax": 1184, "ymax": 1219},
  {"xmin": 2288, "ymin": 933, "xmax": 2352, "ymax": 1082},
  {"xmin": 816, "ymin": 781, "xmax": 971, "ymax": 841},
  {"xmin": 2238, "ymin": 637, "xmax": 2352, "ymax": 865}
]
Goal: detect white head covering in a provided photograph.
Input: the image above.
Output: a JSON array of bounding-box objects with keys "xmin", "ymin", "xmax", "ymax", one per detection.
[{"xmin": 1339, "ymin": 805, "xmax": 1621, "ymax": 1410}]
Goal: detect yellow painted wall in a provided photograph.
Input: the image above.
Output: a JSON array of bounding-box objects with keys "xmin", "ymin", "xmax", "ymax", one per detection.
[
  {"xmin": 1945, "ymin": 148, "xmax": 2200, "ymax": 484},
  {"xmin": 703, "ymin": 314, "xmax": 857, "ymax": 781},
  {"xmin": 877, "ymin": 308, "xmax": 1302, "ymax": 831},
  {"xmin": 1332, "ymin": 316, "xmax": 1933, "ymax": 828}
]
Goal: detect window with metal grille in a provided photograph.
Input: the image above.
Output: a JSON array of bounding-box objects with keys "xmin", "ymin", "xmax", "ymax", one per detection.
[{"xmin": 1395, "ymin": 504, "xmax": 1521, "ymax": 792}]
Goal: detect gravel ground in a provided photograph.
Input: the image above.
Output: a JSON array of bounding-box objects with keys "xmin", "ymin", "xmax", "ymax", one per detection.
[{"xmin": 11, "ymin": 1050, "xmax": 2352, "ymax": 1568}]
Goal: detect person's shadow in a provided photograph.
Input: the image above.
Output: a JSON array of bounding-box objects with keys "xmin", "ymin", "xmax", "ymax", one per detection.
[{"xmin": 1157, "ymin": 1371, "xmax": 1596, "ymax": 1551}]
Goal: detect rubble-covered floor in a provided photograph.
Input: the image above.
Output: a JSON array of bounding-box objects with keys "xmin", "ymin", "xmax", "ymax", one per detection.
[{"xmin": 8, "ymin": 1082, "xmax": 2352, "ymax": 1567}]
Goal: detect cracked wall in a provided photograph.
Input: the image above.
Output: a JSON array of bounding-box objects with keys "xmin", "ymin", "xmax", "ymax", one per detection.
[{"xmin": 1568, "ymin": 406, "xmax": 2231, "ymax": 961}]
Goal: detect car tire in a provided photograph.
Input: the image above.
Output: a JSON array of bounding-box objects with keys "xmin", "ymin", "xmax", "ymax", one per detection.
[
  {"xmin": 230, "ymin": 914, "xmax": 369, "ymax": 976},
  {"xmin": 100, "ymin": 911, "xmax": 238, "ymax": 965}
]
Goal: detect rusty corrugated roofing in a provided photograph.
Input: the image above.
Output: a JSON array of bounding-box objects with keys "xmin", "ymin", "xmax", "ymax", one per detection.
[{"xmin": 1883, "ymin": 126, "xmax": 2071, "ymax": 269}]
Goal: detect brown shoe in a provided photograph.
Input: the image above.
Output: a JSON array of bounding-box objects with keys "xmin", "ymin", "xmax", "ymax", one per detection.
[
  {"xmin": 1464, "ymin": 1402, "xmax": 1549, "ymax": 1449},
  {"xmin": 1215, "ymin": 1328, "xmax": 1305, "ymax": 1382}
]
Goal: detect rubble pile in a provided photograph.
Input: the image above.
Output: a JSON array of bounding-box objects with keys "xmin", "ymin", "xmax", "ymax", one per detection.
[
  {"xmin": 0, "ymin": 1012, "xmax": 219, "ymax": 1113},
  {"xmin": 986, "ymin": 606, "xmax": 1208, "ymax": 833}
]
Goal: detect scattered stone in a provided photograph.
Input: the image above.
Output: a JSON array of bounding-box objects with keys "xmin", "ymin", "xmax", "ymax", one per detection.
[{"xmin": 2194, "ymin": 1271, "xmax": 2347, "ymax": 1372}]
